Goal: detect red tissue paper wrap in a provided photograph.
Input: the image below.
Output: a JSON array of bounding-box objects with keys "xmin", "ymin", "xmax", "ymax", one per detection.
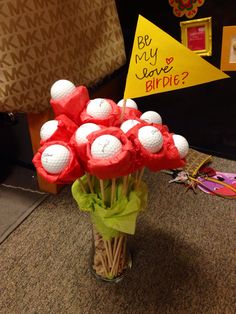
[
  {"xmin": 84, "ymin": 127, "xmax": 137, "ymax": 179},
  {"xmin": 121, "ymin": 107, "xmax": 142, "ymax": 121},
  {"xmin": 50, "ymin": 86, "xmax": 90, "ymax": 124},
  {"xmin": 80, "ymin": 99, "xmax": 121, "ymax": 127},
  {"xmin": 127, "ymin": 123, "xmax": 186, "ymax": 172},
  {"xmin": 69, "ymin": 124, "xmax": 105, "ymax": 172},
  {"xmin": 33, "ymin": 141, "xmax": 84, "ymax": 184},
  {"xmin": 40, "ymin": 114, "xmax": 78, "ymax": 145}
]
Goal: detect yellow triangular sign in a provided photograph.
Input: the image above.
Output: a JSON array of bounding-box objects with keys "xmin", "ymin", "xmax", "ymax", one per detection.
[{"xmin": 124, "ymin": 15, "xmax": 229, "ymax": 99}]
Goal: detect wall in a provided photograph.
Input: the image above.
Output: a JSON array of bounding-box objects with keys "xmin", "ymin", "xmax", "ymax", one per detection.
[{"xmin": 117, "ymin": 0, "xmax": 236, "ymax": 160}]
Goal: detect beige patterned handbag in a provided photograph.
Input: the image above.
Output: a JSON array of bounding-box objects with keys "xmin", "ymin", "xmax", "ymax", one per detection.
[{"xmin": 0, "ymin": 0, "xmax": 126, "ymax": 113}]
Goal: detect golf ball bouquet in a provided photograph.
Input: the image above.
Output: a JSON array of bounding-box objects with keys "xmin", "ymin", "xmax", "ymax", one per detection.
[{"xmin": 33, "ymin": 79, "xmax": 189, "ymax": 282}]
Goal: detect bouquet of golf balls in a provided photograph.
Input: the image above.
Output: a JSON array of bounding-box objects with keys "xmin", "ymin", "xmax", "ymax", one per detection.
[{"xmin": 33, "ymin": 79, "xmax": 189, "ymax": 280}]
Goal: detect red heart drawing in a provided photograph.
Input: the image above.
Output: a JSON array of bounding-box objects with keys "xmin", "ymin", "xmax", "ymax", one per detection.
[{"xmin": 166, "ymin": 57, "xmax": 174, "ymax": 65}]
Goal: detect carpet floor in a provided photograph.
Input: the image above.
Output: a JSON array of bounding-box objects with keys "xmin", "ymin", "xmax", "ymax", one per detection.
[{"xmin": 0, "ymin": 156, "xmax": 235, "ymax": 314}]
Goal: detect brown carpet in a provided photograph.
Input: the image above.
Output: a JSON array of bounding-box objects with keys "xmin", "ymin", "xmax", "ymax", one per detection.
[{"xmin": 0, "ymin": 156, "xmax": 235, "ymax": 314}]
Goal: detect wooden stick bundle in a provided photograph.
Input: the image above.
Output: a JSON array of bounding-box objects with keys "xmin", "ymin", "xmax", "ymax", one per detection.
[
  {"xmin": 92, "ymin": 173, "xmax": 131, "ymax": 279},
  {"xmin": 92, "ymin": 228, "xmax": 128, "ymax": 280}
]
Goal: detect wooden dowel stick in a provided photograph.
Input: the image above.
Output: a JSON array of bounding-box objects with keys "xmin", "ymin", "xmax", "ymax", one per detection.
[
  {"xmin": 103, "ymin": 252, "xmax": 109, "ymax": 271},
  {"xmin": 108, "ymin": 239, "xmax": 113, "ymax": 261},
  {"xmin": 136, "ymin": 167, "xmax": 145, "ymax": 188},
  {"xmin": 100, "ymin": 179, "xmax": 105, "ymax": 204},
  {"xmin": 86, "ymin": 172, "xmax": 94, "ymax": 194},
  {"xmin": 111, "ymin": 235, "xmax": 124, "ymax": 275},
  {"xmin": 78, "ymin": 178, "xmax": 86, "ymax": 193},
  {"xmin": 104, "ymin": 240, "xmax": 112, "ymax": 268},
  {"xmin": 112, "ymin": 239, "xmax": 123, "ymax": 277},
  {"xmin": 120, "ymin": 99, "xmax": 127, "ymax": 123},
  {"xmin": 113, "ymin": 236, "xmax": 118, "ymax": 256},
  {"xmin": 114, "ymin": 243, "xmax": 122, "ymax": 277},
  {"xmin": 98, "ymin": 253, "xmax": 109, "ymax": 278},
  {"xmin": 110, "ymin": 178, "xmax": 116, "ymax": 206},
  {"xmin": 114, "ymin": 236, "xmax": 125, "ymax": 277}
]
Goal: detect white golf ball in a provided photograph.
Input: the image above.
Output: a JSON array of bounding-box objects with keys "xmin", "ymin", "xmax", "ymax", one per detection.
[
  {"xmin": 117, "ymin": 98, "xmax": 138, "ymax": 110},
  {"xmin": 75, "ymin": 123, "xmax": 101, "ymax": 144},
  {"xmin": 50, "ymin": 79, "xmax": 76, "ymax": 100},
  {"xmin": 91, "ymin": 134, "xmax": 122, "ymax": 159},
  {"xmin": 86, "ymin": 98, "xmax": 112, "ymax": 119},
  {"xmin": 120, "ymin": 119, "xmax": 140, "ymax": 133},
  {"xmin": 140, "ymin": 111, "xmax": 162, "ymax": 124},
  {"xmin": 172, "ymin": 134, "xmax": 189, "ymax": 158},
  {"xmin": 40, "ymin": 120, "xmax": 59, "ymax": 141},
  {"xmin": 41, "ymin": 144, "xmax": 71, "ymax": 174},
  {"xmin": 138, "ymin": 125, "xmax": 163, "ymax": 153}
]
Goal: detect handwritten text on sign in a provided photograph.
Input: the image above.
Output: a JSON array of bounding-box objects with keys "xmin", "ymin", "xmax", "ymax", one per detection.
[{"xmin": 135, "ymin": 35, "xmax": 189, "ymax": 92}]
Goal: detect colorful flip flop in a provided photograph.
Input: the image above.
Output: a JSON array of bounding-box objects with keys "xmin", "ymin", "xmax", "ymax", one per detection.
[{"xmin": 197, "ymin": 171, "xmax": 236, "ymax": 198}]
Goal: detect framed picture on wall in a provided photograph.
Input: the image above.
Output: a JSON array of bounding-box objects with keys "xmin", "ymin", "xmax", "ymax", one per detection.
[
  {"xmin": 220, "ymin": 26, "xmax": 236, "ymax": 71},
  {"xmin": 180, "ymin": 17, "xmax": 212, "ymax": 56}
]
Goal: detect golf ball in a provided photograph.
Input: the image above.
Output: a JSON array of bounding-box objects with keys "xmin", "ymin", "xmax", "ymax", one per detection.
[
  {"xmin": 50, "ymin": 79, "xmax": 76, "ymax": 100},
  {"xmin": 86, "ymin": 98, "xmax": 112, "ymax": 119},
  {"xmin": 140, "ymin": 111, "xmax": 162, "ymax": 124},
  {"xmin": 120, "ymin": 119, "xmax": 140, "ymax": 133},
  {"xmin": 172, "ymin": 134, "xmax": 189, "ymax": 158},
  {"xmin": 117, "ymin": 98, "xmax": 138, "ymax": 110},
  {"xmin": 138, "ymin": 125, "xmax": 163, "ymax": 153},
  {"xmin": 40, "ymin": 120, "xmax": 59, "ymax": 141},
  {"xmin": 91, "ymin": 134, "xmax": 122, "ymax": 159},
  {"xmin": 75, "ymin": 123, "xmax": 101, "ymax": 144},
  {"xmin": 41, "ymin": 144, "xmax": 71, "ymax": 174}
]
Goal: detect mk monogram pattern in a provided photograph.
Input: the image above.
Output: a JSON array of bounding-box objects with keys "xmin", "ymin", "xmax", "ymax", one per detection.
[{"xmin": 0, "ymin": 0, "xmax": 126, "ymax": 112}]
